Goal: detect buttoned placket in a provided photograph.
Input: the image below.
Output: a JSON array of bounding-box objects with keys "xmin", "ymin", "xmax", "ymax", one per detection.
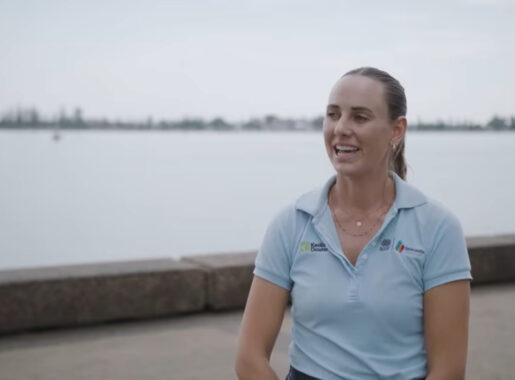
[{"xmin": 313, "ymin": 201, "xmax": 400, "ymax": 301}]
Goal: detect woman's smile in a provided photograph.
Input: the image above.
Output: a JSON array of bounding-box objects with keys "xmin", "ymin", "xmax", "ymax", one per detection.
[{"xmin": 334, "ymin": 144, "xmax": 361, "ymax": 161}]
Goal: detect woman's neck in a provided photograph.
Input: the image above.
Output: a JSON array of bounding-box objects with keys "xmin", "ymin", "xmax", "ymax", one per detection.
[{"xmin": 332, "ymin": 169, "xmax": 395, "ymax": 213}]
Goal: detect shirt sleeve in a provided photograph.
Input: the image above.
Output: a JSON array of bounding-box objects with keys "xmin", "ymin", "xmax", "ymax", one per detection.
[
  {"xmin": 423, "ymin": 211, "xmax": 472, "ymax": 292},
  {"xmin": 253, "ymin": 206, "xmax": 297, "ymax": 291}
]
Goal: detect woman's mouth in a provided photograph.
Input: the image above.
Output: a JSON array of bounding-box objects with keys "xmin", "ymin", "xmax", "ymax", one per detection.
[{"xmin": 334, "ymin": 144, "xmax": 360, "ymax": 157}]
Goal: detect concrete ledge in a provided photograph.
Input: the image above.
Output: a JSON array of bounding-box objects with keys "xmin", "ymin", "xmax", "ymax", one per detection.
[
  {"xmin": 0, "ymin": 259, "xmax": 205, "ymax": 334},
  {"xmin": 1, "ymin": 234, "xmax": 514, "ymax": 334},
  {"xmin": 183, "ymin": 251, "xmax": 257, "ymax": 310},
  {"xmin": 467, "ymin": 234, "xmax": 515, "ymax": 284}
]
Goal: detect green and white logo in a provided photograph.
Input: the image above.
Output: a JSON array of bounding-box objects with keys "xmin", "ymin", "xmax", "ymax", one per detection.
[
  {"xmin": 300, "ymin": 241, "xmax": 311, "ymax": 252},
  {"xmin": 299, "ymin": 241, "xmax": 328, "ymax": 253}
]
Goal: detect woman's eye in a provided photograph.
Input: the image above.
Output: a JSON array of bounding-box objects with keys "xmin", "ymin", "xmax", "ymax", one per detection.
[
  {"xmin": 355, "ymin": 114, "xmax": 369, "ymax": 122},
  {"xmin": 326, "ymin": 112, "xmax": 339, "ymax": 119}
]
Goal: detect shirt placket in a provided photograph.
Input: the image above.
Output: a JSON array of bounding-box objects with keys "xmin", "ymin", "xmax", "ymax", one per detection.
[{"xmin": 313, "ymin": 203, "xmax": 400, "ymax": 301}]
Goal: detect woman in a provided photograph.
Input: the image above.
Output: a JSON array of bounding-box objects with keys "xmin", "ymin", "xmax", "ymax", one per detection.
[{"xmin": 235, "ymin": 67, "xmax": 472, "ymax": 380}]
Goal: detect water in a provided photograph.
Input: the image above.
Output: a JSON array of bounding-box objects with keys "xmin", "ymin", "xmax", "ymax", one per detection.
[{"xmin": 1, "ymin": 130, "xmax": 514, "ymax": 270}]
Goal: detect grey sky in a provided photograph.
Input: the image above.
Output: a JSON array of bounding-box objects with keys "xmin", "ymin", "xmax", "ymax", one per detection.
[{"xmin": 1, "ymin": 0, "xmax": 514, "ymax": 123}]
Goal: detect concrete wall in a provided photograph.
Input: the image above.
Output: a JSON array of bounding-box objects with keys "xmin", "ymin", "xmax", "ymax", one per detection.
[
  {"xmin": 1, "ymin": 235, "xmax": 514, "ymax": 335},
  {"xmin": 467, "ymin": 234, "xmax": 515, "ymax": 284}
]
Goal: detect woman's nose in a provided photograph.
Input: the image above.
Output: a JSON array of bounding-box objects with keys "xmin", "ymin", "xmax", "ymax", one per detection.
[{"xmin": 334, "ymin": 117, "xmax": 352, "ymax": 135}]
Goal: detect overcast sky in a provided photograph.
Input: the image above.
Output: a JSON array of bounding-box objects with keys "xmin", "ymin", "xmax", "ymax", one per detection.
[{"xmin": 1, "ymin": 0, "xmax": 514, "ymax": 123}]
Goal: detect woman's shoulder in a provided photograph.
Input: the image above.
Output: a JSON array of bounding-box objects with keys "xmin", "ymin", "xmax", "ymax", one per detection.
[
  {"xmin": 415, "ymin": 192, "xmax": 461, "ymax": 227},
  {"xmin": 265, "ymin": 178, "xmax": 334, "ymax": 233},
  {"xmin": 396, "ymin": 179, "xmax": 465, "ymax": 249},
  {"xmin": 396, "ymin": 176, "xmax": 459, "ymax": 225},
  {"xmin": 407, "ymin": 192, "xmax": 465, "ymax": 258},
  {"xmin": 293, "ymin": 176, "xmax": 336, "ymax": 216},
  {"xmin": 399, "ymin": 183, "xmax": 468, "ymax": 269}
]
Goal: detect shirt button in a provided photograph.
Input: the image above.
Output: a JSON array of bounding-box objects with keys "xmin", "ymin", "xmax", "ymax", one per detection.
[{"xmin": 362, "ymin": 254, "xmax": 368, "ymax": 260}]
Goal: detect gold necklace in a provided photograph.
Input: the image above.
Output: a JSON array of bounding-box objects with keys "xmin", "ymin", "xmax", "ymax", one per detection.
[
  {"xmin": 328, "ymin": 182, "xmax": 393, "ymax": 237},
  {"xmin": 332, "ymin": 177, "xmax": 389, "ymax": 228}
]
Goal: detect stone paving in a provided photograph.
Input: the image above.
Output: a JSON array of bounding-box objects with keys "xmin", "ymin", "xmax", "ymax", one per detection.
[{"xmin": 0, "ymin": 283, "xmax": 514, "ymax": 380}]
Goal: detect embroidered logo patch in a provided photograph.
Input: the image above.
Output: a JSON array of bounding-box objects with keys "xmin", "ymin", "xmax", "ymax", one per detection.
[
  {"xmin": 299, "ymin": 241, "xmax": 328, "ymax": 253},
  {"xmin": 404, "ymin": 246, "xmax": 425, "ymax": 254},
  {"xmin": 380, "ymin": 238, "xmax": 392, "ymax": 251},
  {"xmin": 300, "ymin": 241, "xmax": 311, "ymax": 252},
  {"xmin": 394, "ymin": 240, "xmax": 425, "ymax": 255}
]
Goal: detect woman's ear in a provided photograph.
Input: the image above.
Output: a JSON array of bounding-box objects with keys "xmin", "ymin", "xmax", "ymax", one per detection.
[{"xmin": 392, "ymin": 116, "xmax": 407, "ymax": 145}]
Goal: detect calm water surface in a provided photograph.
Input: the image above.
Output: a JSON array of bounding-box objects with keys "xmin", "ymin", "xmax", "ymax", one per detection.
[{"xmin": 0, "ymin": 130, "xmax": 513, "ymax": 270}]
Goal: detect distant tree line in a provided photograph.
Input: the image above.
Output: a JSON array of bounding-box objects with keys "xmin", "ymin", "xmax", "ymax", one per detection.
[
  {"xmin": 1, "ymin": 107, "xmax": 514, "ymax": 131},
  {"xmin": 412, "ymin": 116, "xmax": 515, "ymax": 131}
]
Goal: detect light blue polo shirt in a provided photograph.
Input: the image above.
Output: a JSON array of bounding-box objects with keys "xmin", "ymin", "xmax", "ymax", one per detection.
[{"xmin": 254, "ymin": 173, "xmax": 472, "ymax": 380}]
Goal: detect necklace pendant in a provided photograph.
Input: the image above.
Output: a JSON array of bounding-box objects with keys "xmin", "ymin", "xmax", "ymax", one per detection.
[{"xmin": 356, "ymin": 221, "xmax": 363, "ymax": 227}]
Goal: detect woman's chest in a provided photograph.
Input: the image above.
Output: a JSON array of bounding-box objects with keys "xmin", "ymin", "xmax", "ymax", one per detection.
[
  {"xmin": 291, "ymin": 205, "xmax": 429, "ymax": 322},
  {"xmin": 290, "ymin": 246, "xmax": 425, "ymax": 335}
]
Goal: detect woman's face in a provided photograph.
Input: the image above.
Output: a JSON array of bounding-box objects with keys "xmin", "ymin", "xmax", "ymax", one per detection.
[{"xmin": 323, "ymin": 74, "xmax": 405, "ymax": 178}]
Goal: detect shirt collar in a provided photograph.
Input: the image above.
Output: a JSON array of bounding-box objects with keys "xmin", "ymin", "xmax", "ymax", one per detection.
[{"xmin": 294, "ymin": 171, "xmax": 427, "ymax": 216}]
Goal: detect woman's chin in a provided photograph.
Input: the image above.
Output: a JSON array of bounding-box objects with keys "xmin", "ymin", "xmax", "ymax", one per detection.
[{"xmin": 332, "ymin": 161, "xmax": 361, "ymax": 176}]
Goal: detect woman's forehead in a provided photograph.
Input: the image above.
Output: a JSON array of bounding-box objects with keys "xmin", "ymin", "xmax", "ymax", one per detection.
[{"xmin": 328, "ymin": 75, "xmax": 388, "ymax": 114}]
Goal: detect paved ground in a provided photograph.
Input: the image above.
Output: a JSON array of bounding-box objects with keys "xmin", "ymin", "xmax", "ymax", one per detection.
[{"xmin": 1, "ymin": 284, "xmax": 514, "ymax": 380}]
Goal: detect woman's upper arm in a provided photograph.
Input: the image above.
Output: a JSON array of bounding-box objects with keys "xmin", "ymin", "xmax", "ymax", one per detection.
[
  {"xmin": 236, "ymin": 205, "xmax": 298, "ymax": 378},
  {"xmin": 236, "ymin": 275, "xmax": 290, "ymax": 374},
  {"xmin": 424, "ymin": 279, "xmax": 470, "ymax": 380}
]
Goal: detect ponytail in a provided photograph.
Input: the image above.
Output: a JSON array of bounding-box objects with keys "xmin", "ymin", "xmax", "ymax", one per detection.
[{"xmin": 391, "ymin": 140, "xmax": 407, "ymax": 180}]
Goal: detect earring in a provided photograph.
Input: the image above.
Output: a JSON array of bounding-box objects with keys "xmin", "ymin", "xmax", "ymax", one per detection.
[{"xmin": 390, "ymin": 141, "xmax": 396, "ymax": 151}]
